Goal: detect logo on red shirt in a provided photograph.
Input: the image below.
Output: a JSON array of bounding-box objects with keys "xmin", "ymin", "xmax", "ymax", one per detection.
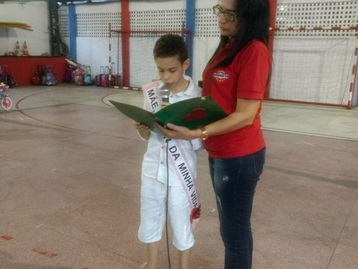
[{"xmin": 213, "ymin": 70, "xmax": 229, "ymax": 82}]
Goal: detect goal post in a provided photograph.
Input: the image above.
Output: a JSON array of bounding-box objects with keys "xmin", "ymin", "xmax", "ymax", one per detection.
[{"xmin": 268, "ymin": 26, "xmax": 358, "ymax": 108}]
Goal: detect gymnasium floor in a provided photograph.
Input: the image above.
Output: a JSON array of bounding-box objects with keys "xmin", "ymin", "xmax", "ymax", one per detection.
[{"xmin": 1, "ymin": 84, "xmax": 358, "ymax": 269}]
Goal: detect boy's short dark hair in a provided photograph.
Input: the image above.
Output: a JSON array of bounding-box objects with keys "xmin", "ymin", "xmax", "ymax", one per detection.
[{"xmin": 153, "ymin": 34, "xmax": 188, "ymax": 64}]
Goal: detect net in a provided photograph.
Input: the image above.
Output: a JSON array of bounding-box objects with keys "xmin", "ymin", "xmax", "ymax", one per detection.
[{"xmin": 270, "ymin": 27, "xmax": 358, "ymax": 107}]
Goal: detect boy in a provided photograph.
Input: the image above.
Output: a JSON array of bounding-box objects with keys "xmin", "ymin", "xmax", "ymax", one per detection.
[{"xmin": 134, "ymin": 34, "xmax": 202, "ymax": 269}]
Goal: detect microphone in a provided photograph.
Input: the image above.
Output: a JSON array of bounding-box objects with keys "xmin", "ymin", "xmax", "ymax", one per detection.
[{"xmin": 161, "ymin": 88, "xmax": 170, "ymax": 103}]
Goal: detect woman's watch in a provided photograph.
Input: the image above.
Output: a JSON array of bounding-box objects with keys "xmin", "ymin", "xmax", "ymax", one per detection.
[{"xmin": 200, "ymin": 127, "xmax": 209, "ymax": 141}]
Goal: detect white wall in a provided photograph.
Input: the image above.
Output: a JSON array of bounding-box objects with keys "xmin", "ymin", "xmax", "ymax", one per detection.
[
  {"xmin": 0, "ymin": 1, "xmax": 50, "ymax": 56},
  {"xmin": 127, "ymin": 0, "xmax": 218, "ymax": 85},
  {"xmin": 0, "ymin": 0, "xmax": 356, "ymax": 106},
  {"xmin": 62, "ymin": 3, "xmax": 122, "ymax": 77},
  {"xmin": 60, "ymin": 0, "xmax": 219, "ymax": 85},
  {"xmin": 128, "ymin": 0, "xmax": 217, "ymax": 10},
  {"xmin": 196, "ymin": 0, "xmax": 217, "ymax": 9},
  {"xmin": 278, "ymin": 0, "xmax": 348, "ymax": 2},
  {"xmin": 129, "ymin": 0, "xmax": 185, "ymax": 11}
]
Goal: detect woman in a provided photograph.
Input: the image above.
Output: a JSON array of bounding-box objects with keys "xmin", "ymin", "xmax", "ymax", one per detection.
[{"xmin": 155, "ymin": 0, "xmax": 271, "ymax": 268}]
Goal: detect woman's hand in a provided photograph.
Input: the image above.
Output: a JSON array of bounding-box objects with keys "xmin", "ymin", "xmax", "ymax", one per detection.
[{"xmin": 155, "ymin": 123, "xmax": 201, "ymax": 140}]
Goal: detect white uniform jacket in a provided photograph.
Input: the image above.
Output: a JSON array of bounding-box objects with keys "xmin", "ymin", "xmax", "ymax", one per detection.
[{"xmin": 141, "ymin": 76, "xmax": 203, "ymax": 186}]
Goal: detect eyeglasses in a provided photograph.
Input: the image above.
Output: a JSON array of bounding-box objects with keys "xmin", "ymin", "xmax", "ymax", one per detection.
[{"xmin": 213, "ymin": 4, "xmax": 238, "ymax": 22}]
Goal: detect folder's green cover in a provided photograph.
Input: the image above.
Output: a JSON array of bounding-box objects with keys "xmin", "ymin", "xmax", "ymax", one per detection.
[{"xmin": 109, "ymin": 96, "xmax": 227, "ymax": 130}]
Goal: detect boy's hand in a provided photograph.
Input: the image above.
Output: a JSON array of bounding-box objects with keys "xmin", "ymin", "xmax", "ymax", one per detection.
[
  {"xmin": 134, "ymin": 121, "xmax": 151, "ymax": 140},
  {"xmin": 133, "ymin": 121, "xmax": 149, "ymax": 131},
  {"xmin": 161, "ymin": 101, "xmax": 170, "ymax": 109}
]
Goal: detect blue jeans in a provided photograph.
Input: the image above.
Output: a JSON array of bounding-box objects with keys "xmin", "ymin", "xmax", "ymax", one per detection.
[{"xmin": 208, "ymin": 148, "xmax": 266, "ymax": 269}]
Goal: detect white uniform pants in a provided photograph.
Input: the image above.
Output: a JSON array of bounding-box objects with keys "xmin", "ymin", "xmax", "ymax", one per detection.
[{"xmin": 138, "ymin": 176, "xmax": 194, "ymax": 251}]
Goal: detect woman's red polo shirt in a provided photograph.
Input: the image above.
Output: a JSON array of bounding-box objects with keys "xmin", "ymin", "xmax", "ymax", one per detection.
[{"xmin": 202, "ymin": 40, "xmax": 271, "ymax": 158}]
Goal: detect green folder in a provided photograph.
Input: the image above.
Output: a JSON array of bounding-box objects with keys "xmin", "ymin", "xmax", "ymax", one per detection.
[{"xmin": 109, "ymin": 96, "xmax": 227, "ymax": 130}]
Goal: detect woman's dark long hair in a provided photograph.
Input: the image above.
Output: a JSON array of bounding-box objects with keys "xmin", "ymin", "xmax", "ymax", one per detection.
[{"xmin": 213, "ymin": 0, "xmax": 270, "ymax": 68}]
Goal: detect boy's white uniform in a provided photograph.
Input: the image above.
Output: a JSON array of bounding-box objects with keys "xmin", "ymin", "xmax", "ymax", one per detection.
[{"xmin": 138, "ymin": 76, "xmax": 202, "ymax": 251}]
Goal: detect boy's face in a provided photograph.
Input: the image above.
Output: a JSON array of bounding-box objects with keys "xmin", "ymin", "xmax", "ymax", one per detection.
[{"xmin": 155, "ymin": 56, "xmax": 189, "ymax": 91}]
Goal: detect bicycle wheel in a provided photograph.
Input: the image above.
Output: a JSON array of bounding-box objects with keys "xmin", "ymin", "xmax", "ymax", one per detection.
[{"xmin": 1, "ymin": 97, "xmax": 12, "ymax": 110}]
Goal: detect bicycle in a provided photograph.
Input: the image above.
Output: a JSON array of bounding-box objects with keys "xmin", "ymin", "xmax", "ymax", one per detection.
[{"xmin": 0, "ymin": 82, "xmax": 12, "ymax": 111}]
